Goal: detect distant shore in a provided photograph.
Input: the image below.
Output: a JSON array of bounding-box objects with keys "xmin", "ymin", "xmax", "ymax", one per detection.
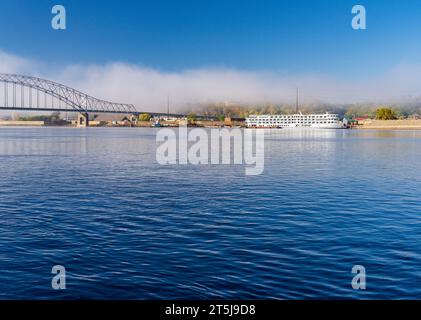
[
  {"xmin": 353, "ymin": 119, "xmax": 421, "ymax": 130},
  {"xmin": 3, "ymin": 118, "xmax": 421, "ymax": 131},
  {"xmin": 0, "ymin": 120, "xmax": 45, "ymax": 127}
]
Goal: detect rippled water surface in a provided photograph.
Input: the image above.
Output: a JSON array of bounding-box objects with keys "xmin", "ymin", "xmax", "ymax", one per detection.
[{"xmin": 0, "ymin": 127, "xmax": 420, "ymax": 299}]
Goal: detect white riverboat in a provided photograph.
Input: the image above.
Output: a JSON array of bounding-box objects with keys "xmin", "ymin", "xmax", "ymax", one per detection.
[{"xmin": 246, "ymin": 112, "xmax": 346, "ymax": 129}]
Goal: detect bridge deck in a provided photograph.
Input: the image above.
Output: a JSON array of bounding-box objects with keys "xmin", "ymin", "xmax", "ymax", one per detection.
[
  {"xmin": 0, "ymin": 106, "xmax": 216, "ymax": 119},
  {"xmin": 0, "ymin": 73, "xmax": 217, "ymax": 119}
]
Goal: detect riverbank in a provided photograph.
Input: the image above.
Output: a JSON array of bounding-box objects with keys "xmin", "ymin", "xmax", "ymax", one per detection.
[
  {"xmin": 0, "ymin": 121, "xmax": 45, "ymax": 127},
  {"xmin": 354, "ymin": 119, "xmax": 421, "ymax": 130}
]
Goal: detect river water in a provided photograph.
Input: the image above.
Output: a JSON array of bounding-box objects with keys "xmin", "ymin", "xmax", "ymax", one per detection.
[{"xmin": 0, "ymin": 127, "xmax": 420, "ymax": 299}]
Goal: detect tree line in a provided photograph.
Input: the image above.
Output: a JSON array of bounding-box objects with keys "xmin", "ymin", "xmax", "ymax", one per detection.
[{"xmin": 179, "ymin": 102, "xmax": 421, "ymax": 120}]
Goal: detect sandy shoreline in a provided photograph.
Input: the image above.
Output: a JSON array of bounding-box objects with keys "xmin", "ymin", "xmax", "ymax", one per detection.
[
  {"xmin": 355, "ymin": 126, "xmax": 421, "ymax": 130},
  {"xmin": 354, "ymin": 119, "xmax": 421, "ymax": 130}
]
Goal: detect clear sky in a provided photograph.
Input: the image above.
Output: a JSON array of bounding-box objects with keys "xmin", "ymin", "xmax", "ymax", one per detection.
[
  {"xmin": 1, "ymin": 0, "xmax": 421, "ymax": 108},
  {"xmin": 1, "ymin": 0, "xmax": 420, "ymax": 75}
]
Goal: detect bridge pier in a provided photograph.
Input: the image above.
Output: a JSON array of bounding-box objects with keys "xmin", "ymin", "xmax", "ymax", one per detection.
[{"xmin": 77, "ymin": 113, "xmax": 89, "ymax": 127}]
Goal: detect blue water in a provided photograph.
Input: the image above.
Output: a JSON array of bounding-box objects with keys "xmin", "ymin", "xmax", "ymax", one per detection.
[{"xmin": 0, "ymin": 127, "xmax": 420, "ymax": 299}]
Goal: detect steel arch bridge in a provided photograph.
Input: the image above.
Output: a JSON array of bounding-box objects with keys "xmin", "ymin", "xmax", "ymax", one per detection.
[{"xmin": 0, "ymin": 73, "xmax": 137, "ymax": 114}]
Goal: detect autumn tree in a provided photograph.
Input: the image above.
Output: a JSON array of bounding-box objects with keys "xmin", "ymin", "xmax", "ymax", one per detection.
[
  {"xmin": 139, "ymin": 113, "xmax": 151, "ymax": 121},
  {"xmin": 375, "ymin": 107, "xmax": 397, "ymax": 120}
]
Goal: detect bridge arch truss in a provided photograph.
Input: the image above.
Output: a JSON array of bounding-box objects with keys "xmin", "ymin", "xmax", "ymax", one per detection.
[{"xmin": 0, "ymin": 73, "xmax": 136, "ymax": 114}]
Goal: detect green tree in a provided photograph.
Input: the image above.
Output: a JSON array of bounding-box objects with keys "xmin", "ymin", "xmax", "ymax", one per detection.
[
  {"xmin": 51, "ymin": 112, "xmax": 61, "ymax": 122},
  {"xmin": 139, "ymin": 113, "xmax": 151, "ymax": 121},
  {"xmin": 187, "ymin": 113, "xmax": 197, "ymax": 121},
  {"xmin": 375, "ymin": 107, "xmax": 397, "ymax": 120}
]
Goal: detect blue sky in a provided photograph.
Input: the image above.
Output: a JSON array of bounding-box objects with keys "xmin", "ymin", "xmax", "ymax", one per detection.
[
  {"xmin": 1, "ymin": 0, "xmax": 420, "ymax": 75},
  {"xmin": 1, "ymin": 0, "xmax": 421, "ymax": 108}
]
